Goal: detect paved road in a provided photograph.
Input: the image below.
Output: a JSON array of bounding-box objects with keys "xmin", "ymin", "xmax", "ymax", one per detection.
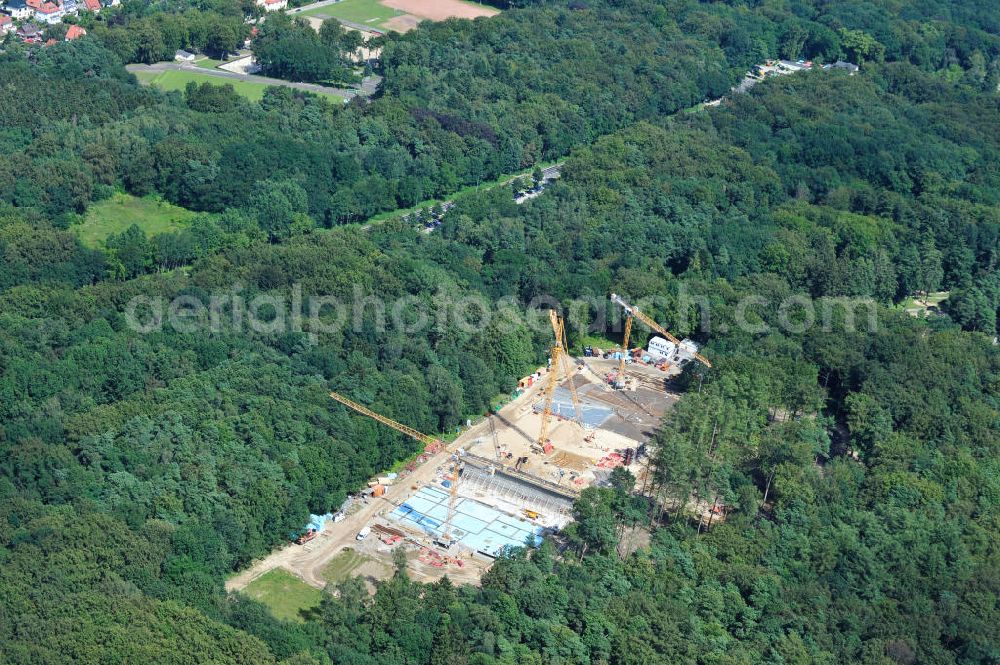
[
  {"xmin": 127, "ymin": 62, "xmax": 362, "ymax": 100},
  {"xmin": 287, "ymin": 0, "xmax": 341, "ymax": 15}
]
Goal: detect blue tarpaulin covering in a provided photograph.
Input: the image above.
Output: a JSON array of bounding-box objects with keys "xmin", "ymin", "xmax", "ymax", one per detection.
[
  {"xmin": 306, "ymin": 513, "xmax": 333, "ymax": 532},
  {"xmin": 390, "ymin": 486, "xmax": 543, "ymax": 556}
]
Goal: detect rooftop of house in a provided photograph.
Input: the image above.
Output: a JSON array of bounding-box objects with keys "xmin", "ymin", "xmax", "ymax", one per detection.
[{"xmin": 65, "ymin": 23, "xmax": 85, "ymax": 39}]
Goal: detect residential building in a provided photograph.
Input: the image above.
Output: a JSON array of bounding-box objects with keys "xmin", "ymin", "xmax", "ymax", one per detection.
[
  {"xmin": 81, "ymin": 0, "xmax": 99, "ymax": 11},
  {"xmin": 62, "ymin": 0, "xmax": 77, "ymax": 14},
  {"xmin": 256, "ymin": 0, "xmax": 287, "ymax": 10},
  {"xmin": 34, "ymin": 1, "xmax": 63, "ymax": 23},
  {"xmin": 0, "ymin": 14, "xmax": 12, "ymax": 34},
  {"xmin": 175, "ymin": 49, "xmax": 196, "ymax": 62},
  {"xmin": 17, "ymin": 21, "xmax": 40, "ymax": 41},
  {"xmin": 4, "ymin": 0, "xmax": 33, "ymax": 19},
  {"xmin": 65, "ymin": 23, "xmax": 85, "ymax": 39}
]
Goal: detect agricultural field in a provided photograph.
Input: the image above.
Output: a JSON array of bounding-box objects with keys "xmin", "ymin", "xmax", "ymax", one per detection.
[
  {"xmin": 297, "ymin": 0, "xmax": 402, "ymax": 25},
  {"xmin": 75, "ymin": 193, "xmax": 196, "ymax": 247},
  {"xmin": 241, "ymin": 569, "xmax": 324, "ymax": 622},
  {"xmin": 295, "ymin": 0, "xmax": 498, "ymax": 32},
  {"xmin": 132, "ymin": 69, "xmax": 273, "ymax": 101}
]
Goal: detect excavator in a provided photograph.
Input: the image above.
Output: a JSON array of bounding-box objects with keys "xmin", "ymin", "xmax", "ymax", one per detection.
[{"xmin": 609, "ymin": 293, "xmax": 711, "ymax": 389}]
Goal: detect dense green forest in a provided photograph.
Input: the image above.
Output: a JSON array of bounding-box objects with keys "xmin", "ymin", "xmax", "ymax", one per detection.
[{"xmin": 0, "ymin": 0, "xmax": 998, "ymax": 662}]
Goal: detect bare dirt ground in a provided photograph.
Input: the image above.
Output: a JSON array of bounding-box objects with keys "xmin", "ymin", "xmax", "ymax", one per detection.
[
  {"xmin": 382, "ymin": 14, "xmax": 420, "ymax": 32},
  {"xmin": 381, "ymin": 0, "xmax": 498, "ymax": 21},
  {"xmin": 468, "ymin": 361, "xmax": 673, "ymax": 490}
]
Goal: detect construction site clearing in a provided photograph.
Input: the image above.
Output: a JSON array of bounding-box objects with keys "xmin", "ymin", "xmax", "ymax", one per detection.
[
  {"xmin": 226, "ymin": 297, "xmax": 723, "ymax": 625},
  {"xmin": 226, "ymin": 349, "xmax": 687, "ymax": 611}
]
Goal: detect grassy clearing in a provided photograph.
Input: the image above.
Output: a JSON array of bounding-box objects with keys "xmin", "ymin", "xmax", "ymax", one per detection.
[
  {"xmin": 571, "ymin": 333, "xmax": 622, "ymax": 355},
  {"xmin": 902, "ymin": 291, "xmax": 950, "ymax": 316},
  {"xmin": 297, "ymin": 0, "xmax": 402, "ymax": 26},
  {"xmin": 133, "ymin": 69, "xmax": 272, "ymax": 101},
  {"xmin": 76, "ymin": 193, "xmax": 196, "ymax": 247},
  {"xmin": 242, "ymin": 569, "xmax": 324, "ymax": 622},
  {"xmin": 134, "ymin": 68, "xmax": 349, "ymax": 103},
  {"xmin": 357, "ymin": 159, "xmax": 563, "ymax": 228},
  {"xmin": 193, "ymin": 56, "xmax": 223, "ymax": 70}
]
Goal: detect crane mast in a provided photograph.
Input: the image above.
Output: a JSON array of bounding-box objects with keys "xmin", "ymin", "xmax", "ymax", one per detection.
[
  {"xmin": 615, "ymin": 312, "xmax": 634, "ymax": 389},
  {"xmin": 551, "ymin": 310, "xmax": 583, "ymax": 424},
  {"xmin": 537, "ymin": 313, "xmax": 565, "ymax": 449}
]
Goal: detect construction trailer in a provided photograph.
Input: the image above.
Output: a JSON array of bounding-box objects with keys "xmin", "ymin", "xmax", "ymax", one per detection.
[{"xmin": 609, "ymin": 293, "xmax": 712, "ymax": 388}]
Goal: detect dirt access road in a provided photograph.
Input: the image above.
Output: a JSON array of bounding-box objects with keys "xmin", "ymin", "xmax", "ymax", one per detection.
[{"xmin": 226, "ymin": 381, "xmax": 546, "ymax": 592}]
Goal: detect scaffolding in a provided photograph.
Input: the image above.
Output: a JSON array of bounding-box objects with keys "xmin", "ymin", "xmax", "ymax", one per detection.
[{"xmin": 460, "ymin": 461, "xmax": 574, "ymax": 517}]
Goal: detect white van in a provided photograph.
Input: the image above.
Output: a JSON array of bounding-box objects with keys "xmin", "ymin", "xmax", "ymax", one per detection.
[{"xmin": 356, "ymin": 526, "xmax": 371, "ymax": 541}]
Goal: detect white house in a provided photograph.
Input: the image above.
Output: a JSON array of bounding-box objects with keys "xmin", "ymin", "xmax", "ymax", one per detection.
[
  {"xmin": 33, "ymin": 2, "xmax": 63, "ymax": 24},
  {"xmin": 175, "ymin": 49, "xmax": 196, "ymax": 62},
  {"xmin": 256, "ymin": 0, "xmax": 287, "ymax": 10},
  {"xmin": 3, "ymin": 0, "xmax": 33, "ymax": 20}
]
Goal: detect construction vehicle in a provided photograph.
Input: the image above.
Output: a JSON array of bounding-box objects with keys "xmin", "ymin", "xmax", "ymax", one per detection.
[
  {"xmin": 609, "ymin": 293, "xmax": 711, "ymax": 388},
  {"xmin": 523, "ymin": 509, "xmax": 540, "ymax": 519},
  {"xmin": 295, "ymin": 528, "xmax": 318, "ymax": 545},
  {"xmin": 329, "ymin": 391, "xmax": 460, "ymax": 550}
]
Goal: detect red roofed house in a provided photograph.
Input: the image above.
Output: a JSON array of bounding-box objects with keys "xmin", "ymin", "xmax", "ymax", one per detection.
[
  {"xmin": 81, "ymin": 0, "xmax": 99, "ymax": 11},
  {"xmin": 0, "ymin": 15, "xmax": 13, "ymax": 35},
  {"xmin": 244, "ymin": 24, "xmax": 258, "ymax": 48},
  {"xmin": 65, "ymin": 23, "xmax": 85, "ymax": 40},
  {"xmin": 34, "ymin": 1, "xmax": 63, "ymax": 23}
]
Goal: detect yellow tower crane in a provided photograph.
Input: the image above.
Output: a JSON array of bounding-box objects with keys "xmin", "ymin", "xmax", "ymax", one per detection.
[
  {"xmin": 328, "ymin": 391, "xmax": 460, "ymax": 549},
  {"xmin": 609, "ymin": 293, "xmax": 712, "ymax": 388},
  {"xmin": 536, "ymin": 310, "xmax": 583, "ymax": 451}
]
